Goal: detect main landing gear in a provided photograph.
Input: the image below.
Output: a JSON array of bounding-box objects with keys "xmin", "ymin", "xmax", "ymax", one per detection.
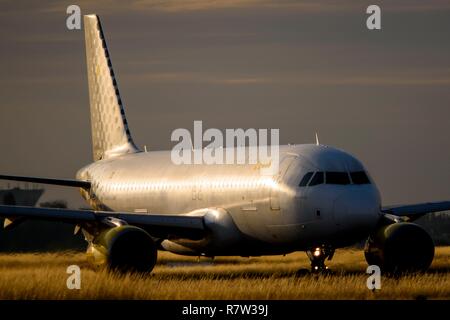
[{"xmin": 306, "ymin": 245, "xmax": 335, "ymax": 273}]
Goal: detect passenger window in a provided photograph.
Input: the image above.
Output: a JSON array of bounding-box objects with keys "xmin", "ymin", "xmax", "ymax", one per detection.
[
  {"xmin": 326, "ymin": 172, "xmax": 350, "ymax": 185},
  {"xmin": 350, "ymin": 171, "xmax": 371, "ymax": 184},
  {"xmin": 299, "ymin": 172, "xmax": 314, "ymax": 187},
  {"xmin": 308, "ymin": 172, "xmax": 324, "ymax": 186}
]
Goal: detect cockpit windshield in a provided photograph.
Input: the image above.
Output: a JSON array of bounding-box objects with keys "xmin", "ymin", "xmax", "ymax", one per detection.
[
  {"xmin": 350, "ymin": 171, "xmax": 371, "ymax": 184},
  {"xmin": 308, "ymin": 172, "xmax": 324, "ymax": 186},
  {"xmin": 325, "ymin": 172, "xmax": 350, "ymax": 185},
  {"xmin": 299, "ymin": 170, "xmax": 371, "ymax": 187},
  {"xmin": 299, "ymin": 172, "xmax": 314, "ymax": 186}
]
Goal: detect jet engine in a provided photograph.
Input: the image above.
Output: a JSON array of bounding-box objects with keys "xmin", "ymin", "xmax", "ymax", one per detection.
[
  {"xmin": 364, "ymin": 222, "xmax": 434, "ymax": 273},
  {"xmin": 86, "ymin": 225, "xmax": 157, "ymax": 273}
]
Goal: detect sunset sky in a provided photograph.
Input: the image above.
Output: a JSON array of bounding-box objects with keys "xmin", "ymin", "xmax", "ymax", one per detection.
[{"xmin": 1, "ymin": 0, "xmax": 449, "ymax": 207}]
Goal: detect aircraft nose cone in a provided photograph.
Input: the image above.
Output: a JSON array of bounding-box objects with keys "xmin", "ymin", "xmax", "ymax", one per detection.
[{"xmin": 334, "ymin": 187, "xmax": 380, "ymax": 234}]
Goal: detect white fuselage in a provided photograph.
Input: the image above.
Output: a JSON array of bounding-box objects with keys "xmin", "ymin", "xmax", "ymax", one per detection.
[{"xmin": 76, "ymin": 144, "xmax": 382, "ymax": 256}]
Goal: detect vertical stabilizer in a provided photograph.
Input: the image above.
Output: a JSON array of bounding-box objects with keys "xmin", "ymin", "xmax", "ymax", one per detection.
[{"xmin": 84, "ymin": 14, "xmax": 139, "ymax": 161}]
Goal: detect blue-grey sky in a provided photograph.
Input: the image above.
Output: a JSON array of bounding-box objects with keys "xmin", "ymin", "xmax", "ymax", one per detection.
[{"xmin": 0, "ymin": 0, "xmax": 449, "ymax": 207}]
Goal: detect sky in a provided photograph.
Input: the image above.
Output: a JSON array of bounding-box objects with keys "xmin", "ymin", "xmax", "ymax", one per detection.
[{"xmin": 0, "ymin": 0, "xmax": 449, "ymax": 208}]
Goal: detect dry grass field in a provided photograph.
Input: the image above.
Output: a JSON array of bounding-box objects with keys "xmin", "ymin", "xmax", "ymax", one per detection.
[{"xmin": 0, "ymin": 247, "xmax": 449, "ymax": 300}]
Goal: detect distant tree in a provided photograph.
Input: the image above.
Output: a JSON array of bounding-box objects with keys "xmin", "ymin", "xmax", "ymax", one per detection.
[
  {"xmin": 3, "ymin": 192, "xmax": 16, "ymax": 205},
  {"xmin": 39, "ymin": 200, "xmax": 68, "ymax": 209},
  {"xmin": 1, "ymin": 199, "xmax": 86, "ymax": 252},
  {"xmin": 416, "ymin": 212, "xmax": 450, "ymax": 245}
]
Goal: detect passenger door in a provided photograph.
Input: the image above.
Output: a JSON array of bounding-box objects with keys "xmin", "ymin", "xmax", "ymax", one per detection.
[{"xmin": 270, "ymin": 154, "xmax": 297, "ymax": 210}]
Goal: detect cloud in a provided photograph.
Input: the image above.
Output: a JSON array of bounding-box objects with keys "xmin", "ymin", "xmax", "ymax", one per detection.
[
  {"xmin": 121, "ymin": 71, "xmax": 273, "ymax": 85},
  {"xmin": 130, "ymin": 0, "xmax": 450, "ymax": 13},
  {"xmin": 129, "ymin": 0, "xmax": 360, "ymax": 13},
  {"xmin": 120, "ymin": 68, "xmax": 450, "ymax": 87},
  {"xmin": 35, "ymin": 0, "xmax": 450, "ymax": 15},
  {"xmin": 40, "ymin": 0, "xmax": 345, "ymax": 14},
  {"xmin": 127, "ymin": 0, "xmax": 450, "ymax": 13}
]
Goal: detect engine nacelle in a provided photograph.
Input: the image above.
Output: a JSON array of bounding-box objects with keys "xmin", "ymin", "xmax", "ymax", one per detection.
[
  {"xmin": 364, "ymin": 222, "xmax": 434, "ymax": 273},
  {"xmin": 86, "ymin": 225, "xmax": 157, "ymax": 273}
]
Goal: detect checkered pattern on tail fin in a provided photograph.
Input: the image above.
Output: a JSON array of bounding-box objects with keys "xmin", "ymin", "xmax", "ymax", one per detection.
[{"xmin": 84, "ymin": 15, "xmax": 138, "ymax": 161}]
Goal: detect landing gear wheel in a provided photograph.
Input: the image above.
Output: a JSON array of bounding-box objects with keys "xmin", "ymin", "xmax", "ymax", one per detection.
[{"xmin": 306, "ymin": 246, "xmax": 335, "ymax": 274}]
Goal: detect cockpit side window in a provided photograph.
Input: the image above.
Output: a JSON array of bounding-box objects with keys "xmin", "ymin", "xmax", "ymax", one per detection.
[
  {"xmin": 325, "ymin": 172, "xmax": 350, "ymax": 185},
  {"xmin": 299, "ymin": 172, "xmax": 314, "ymax": 187},
  {"xmin": 350, "ymin": 171, "xmax": 371, "ymax": 184},
  {"xmin": 308, "ymin": 172, "xmax": 324, "ymax": 186}
]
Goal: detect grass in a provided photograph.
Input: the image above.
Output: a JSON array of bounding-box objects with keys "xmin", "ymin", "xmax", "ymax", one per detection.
[{"xmin": 0, "ymin": 247, "xmax": 449, "ymax": 299}]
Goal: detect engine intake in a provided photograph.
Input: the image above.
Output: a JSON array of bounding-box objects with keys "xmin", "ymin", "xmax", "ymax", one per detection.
[
  {"xmin": 87, "ymin": 225, "xmax": 157, "ymax": 273},
  {"xmin": 364, "ymin": 222, "xmax": 434, "ymax": 273}
]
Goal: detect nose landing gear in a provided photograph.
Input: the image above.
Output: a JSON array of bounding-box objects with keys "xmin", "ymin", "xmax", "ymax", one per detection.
[{"xmin": 306, "ymin": 246, "xmax": 335, "ymax": 273}]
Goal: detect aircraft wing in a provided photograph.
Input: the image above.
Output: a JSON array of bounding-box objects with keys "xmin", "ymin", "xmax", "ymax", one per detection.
[
  {"xmin": 0, "ymin": 174, "xmax": 90, "ymax": 188},
  {"xmin": 0, "ymin": 205, "xmax": 205, "ymax": 239},
  {"xmin": 382, "ymin": 201, "xmax": 450, "ymax": 221}
]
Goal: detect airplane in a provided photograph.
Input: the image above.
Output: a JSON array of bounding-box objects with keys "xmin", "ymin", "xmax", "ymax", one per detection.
[{"xmin": 1, "ymin": 14, "xmax": 449, "ymax": 274}]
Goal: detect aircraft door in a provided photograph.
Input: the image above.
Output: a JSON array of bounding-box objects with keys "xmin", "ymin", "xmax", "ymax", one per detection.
[{"xmin": 270, "ymin": 155, "xmax": 297, "ymax": 210}]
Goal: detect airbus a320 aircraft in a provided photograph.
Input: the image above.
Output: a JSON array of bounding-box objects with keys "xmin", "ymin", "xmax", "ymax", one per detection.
[{"xmin": 1, "ymin": 15, "xmax": 449, "ymax": 274}]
